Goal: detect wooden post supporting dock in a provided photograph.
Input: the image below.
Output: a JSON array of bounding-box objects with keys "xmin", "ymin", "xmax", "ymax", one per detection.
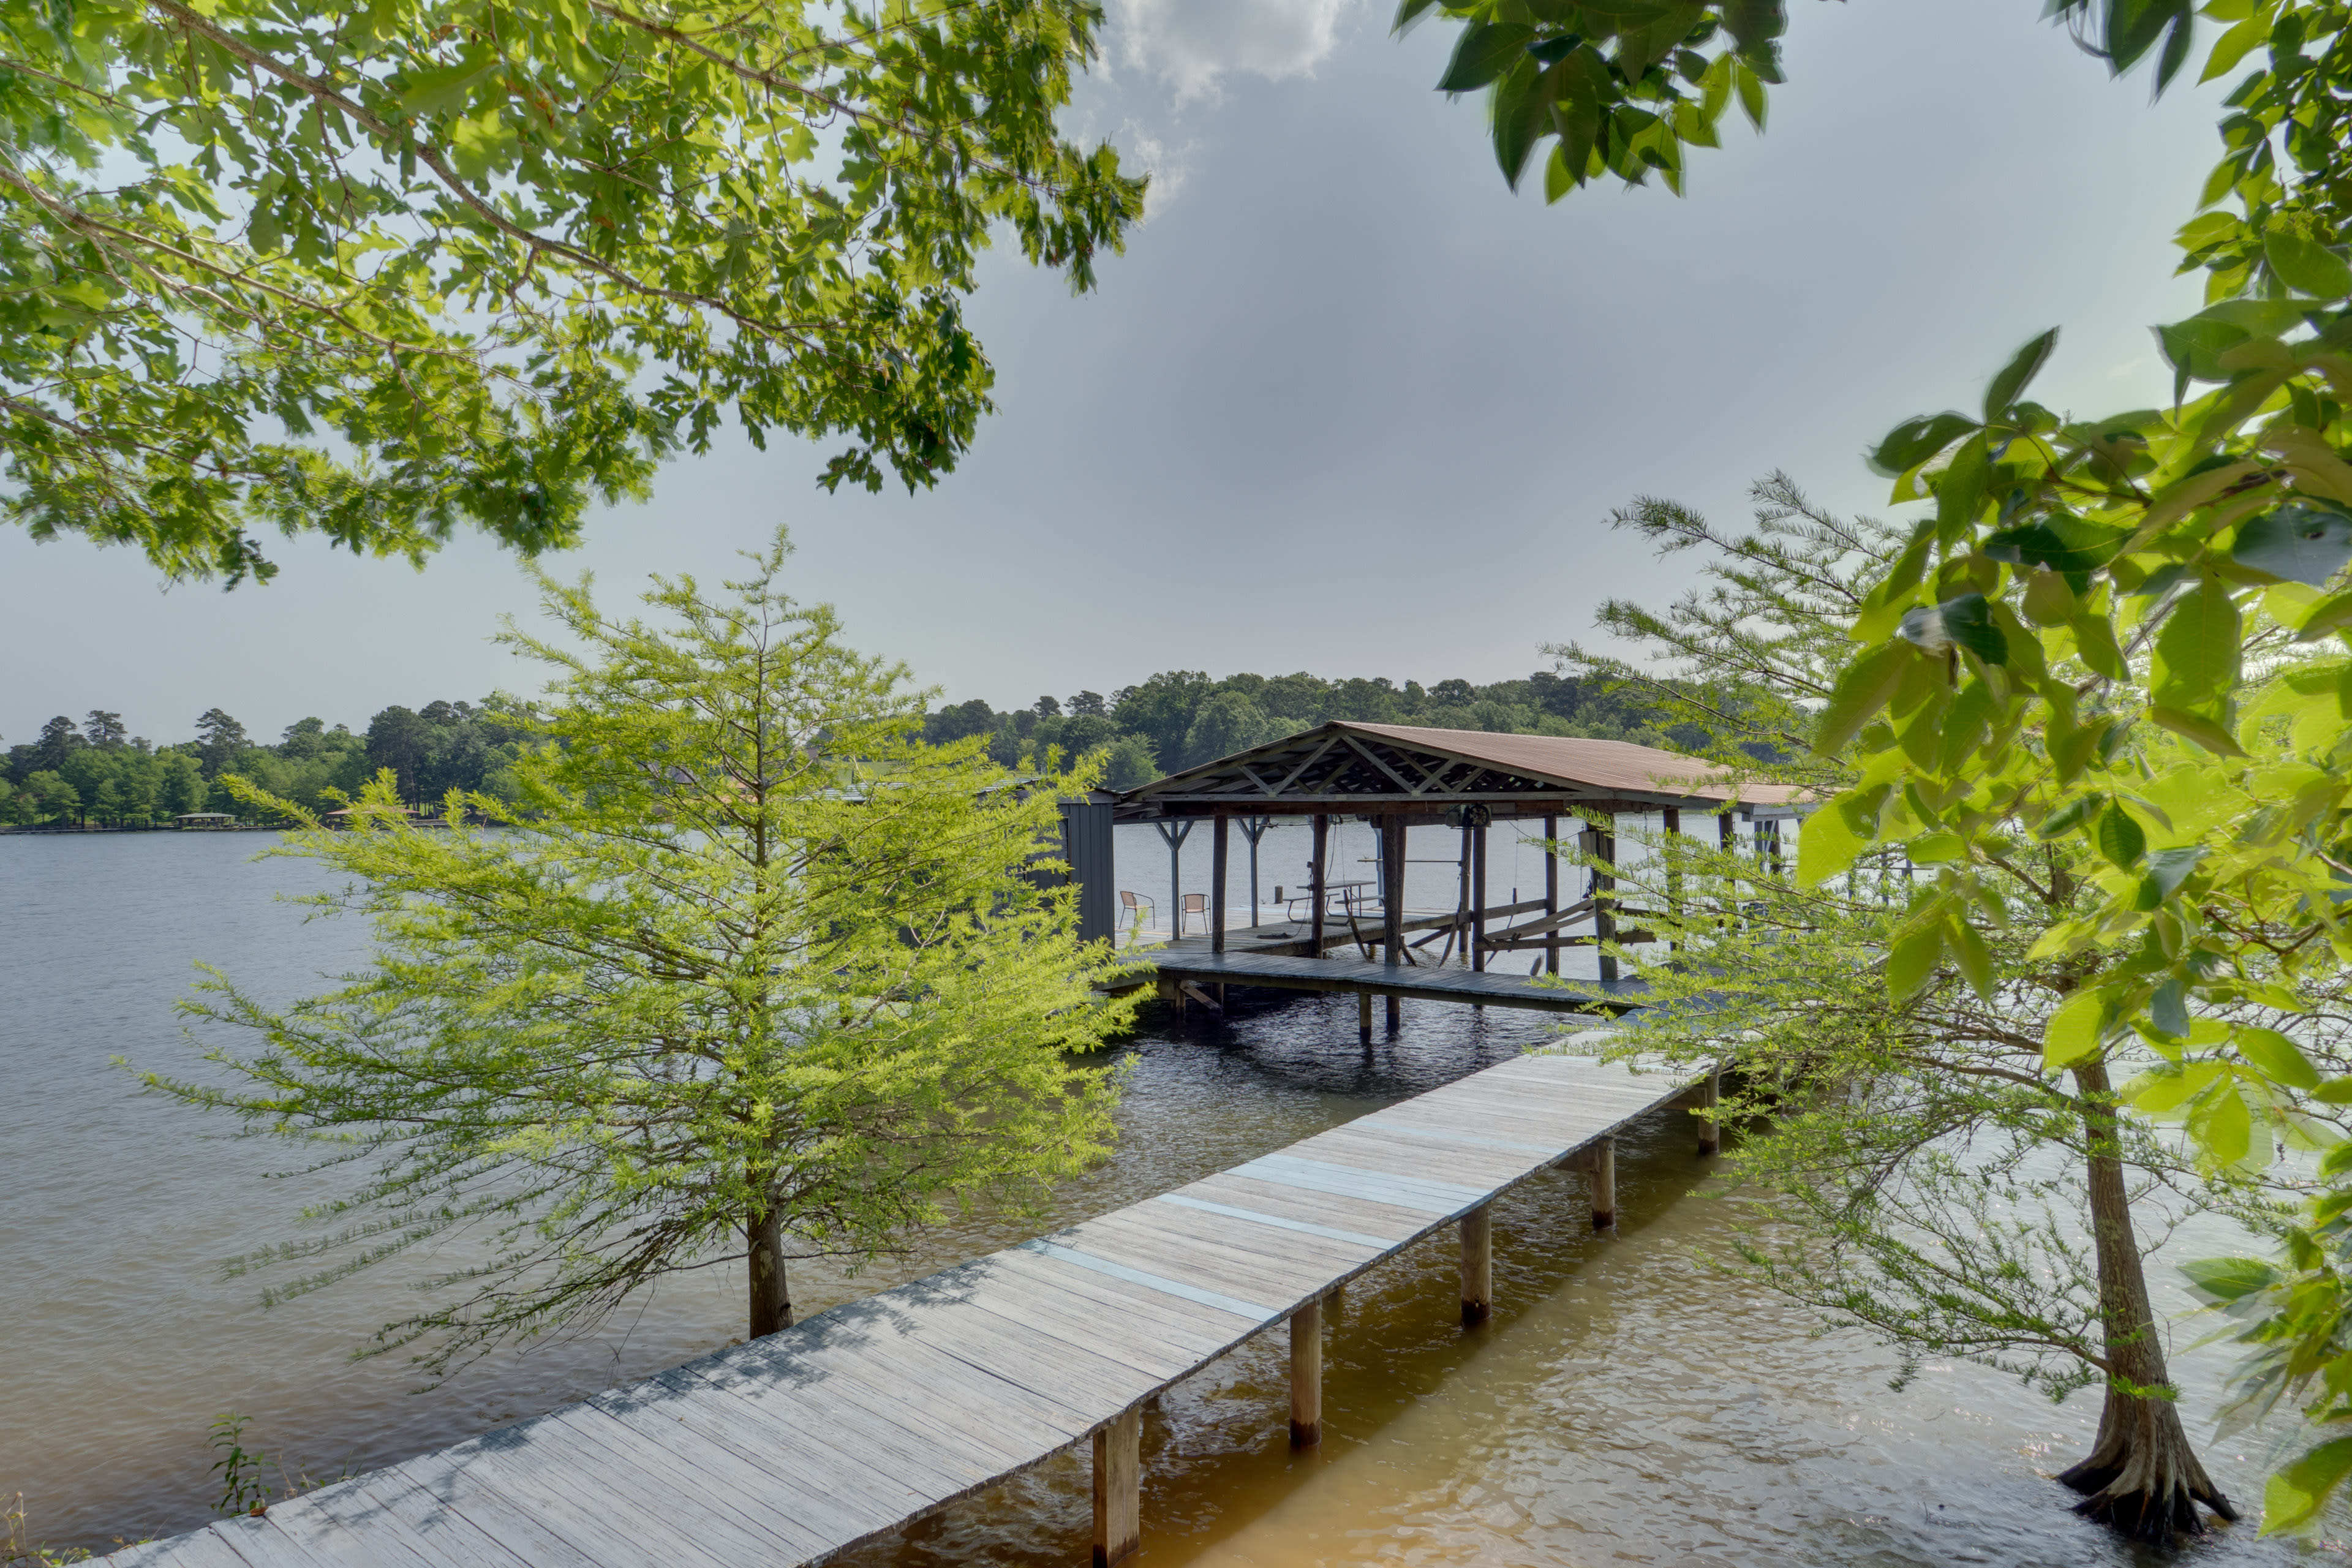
[
  {"xmin": 1311, "ymin": 813, "xmax": 1329, "ymax": 956},
  {"xmin": 1460, "ymin": 1202, "xmax": 1492, "ymax": 1325},
  {"xmin": 1157, "ymin": 820, "xmax": 1194, "ymax": 939},
  {"xmin": 1382, "ymin": 815, "xmax": 1405, "ymax": 1031},
  {"xmin": 1211, "ymin": 815, "xmax": 1229, "ymax": 954},
  {"xmin": 1543, "ymin": 813, "xmax": 1560, "ymax": 977},
  {"xmin": 1470, "ymin": 821, "xmax": 1488, "ymax": 974},
  {"xmin": 1661, "ymin": 807, "xmax": 1681, "ymax": 953},
  {"xmin": 1094, "ymin": 1404, "xmax": 1141, "ymax": 1566},
  {"xmin": 1590, "ymin": 820, "xmax": 1619, "ymax": 985},
  {"xmin": 1697, "ymin": 1068, "xmax": 1722, "ymax": 1155},
  {"xmin": 1591, "ymin": 1137, "xmax": 1616, "ymax": 1229},
  {"xmin": 1289, "ymin": 1298, "xmax": 1322, "ymax": 1447},
  {"xmin": 1358, "ymin": 989, "xmax": 1371, "ymax": 1044}
]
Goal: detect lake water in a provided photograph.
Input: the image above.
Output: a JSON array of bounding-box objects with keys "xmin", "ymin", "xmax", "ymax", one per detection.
[{"xmin": 0, "ymin": 831, "xmax": 2325, "ymax": 1564}]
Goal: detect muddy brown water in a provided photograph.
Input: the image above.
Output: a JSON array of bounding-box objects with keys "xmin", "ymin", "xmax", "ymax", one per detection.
[{"xmin": 0, "ymin": 832, "xmax": 2324, "ymax": 1563}]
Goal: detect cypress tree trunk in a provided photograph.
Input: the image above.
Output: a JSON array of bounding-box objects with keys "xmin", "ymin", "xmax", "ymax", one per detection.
[
  {"xmin": 748, "ymin": 1203, "xmax": 793, "ymax": 1338},
  {"xmin": 2057, "ymin": 1058, "xmax": 2236, "ymax": 1537}
]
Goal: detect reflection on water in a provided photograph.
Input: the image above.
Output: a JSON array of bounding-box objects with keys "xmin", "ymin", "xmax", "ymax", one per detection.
[{"xmin": 0, "ymin": 834, "xmax": 2326, "ymax": 1562}]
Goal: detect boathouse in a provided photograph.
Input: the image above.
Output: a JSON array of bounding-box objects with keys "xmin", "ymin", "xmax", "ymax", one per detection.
[{"xmin": 1110, "ymin": 722, "xmax": 1807, "ymax": 1027}]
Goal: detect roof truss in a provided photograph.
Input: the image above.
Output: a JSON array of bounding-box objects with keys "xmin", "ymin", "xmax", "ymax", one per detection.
[{"xmin": 1115, "ymin": 723, "xmax": 1764, "ymax": 820}]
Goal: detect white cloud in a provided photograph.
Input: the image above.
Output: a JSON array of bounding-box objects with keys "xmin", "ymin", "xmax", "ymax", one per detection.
[
  {"xmin": 1119, "ymin": 122, "xmax": 1199, "ymax": 215},
  {"xmin": 1111, "ymin": 0, "xmax": 1360, "ymax": 103}
]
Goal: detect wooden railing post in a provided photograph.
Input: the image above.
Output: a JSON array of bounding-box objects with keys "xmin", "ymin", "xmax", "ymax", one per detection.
[
  {"xmin": 1591, "ymin": 1137, "xmax": 1616, "ymax": 1229},
  {"xmin": 1289, "ymin": 1298, "xmax": 1322, "ymax": 1446},
  {"xmin": 1460, "ymin": 1203, "xmax": 1492, "ymax": 1324},
  {"xmin": 1093, "ymin": 1404, "xmax": 1140, "ymax": 1567}
]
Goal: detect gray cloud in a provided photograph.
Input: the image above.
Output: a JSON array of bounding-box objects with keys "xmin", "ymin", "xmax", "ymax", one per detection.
[{"xmin": 1111, "ymin": 0, "xmax": 1360, "ymax": 102}]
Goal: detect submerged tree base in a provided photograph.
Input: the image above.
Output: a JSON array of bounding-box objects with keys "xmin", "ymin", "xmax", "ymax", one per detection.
[{"xmin": 2057, "ymin": 1400, "xmax": 2239, "ymax": 1540}]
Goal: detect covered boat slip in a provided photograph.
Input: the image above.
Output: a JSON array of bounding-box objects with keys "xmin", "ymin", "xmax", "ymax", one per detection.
[
  {"xmin": 1115, "ymin": 722, "xmax": 1805, "ymax": 1026},
  {"xmin": 102, "ymin": 1044, "xmax": 1725, "ymax": 1568},
  {"xmin": 1132, "ymin": 945, "xmax": 1653, "ymax": 1017}
]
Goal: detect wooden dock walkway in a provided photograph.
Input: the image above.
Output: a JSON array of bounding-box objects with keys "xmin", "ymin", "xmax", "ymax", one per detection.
[
  {"xmin": 107, "ymin": 1046, "xmax": 1719, "ymax": 1568},
  {"xmin": 1135, "ymin": 946, "xmax": 1648, "ymax": 1018}
]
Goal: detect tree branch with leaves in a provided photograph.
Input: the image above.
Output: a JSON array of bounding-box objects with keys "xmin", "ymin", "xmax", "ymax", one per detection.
[{"xmin": 1, "ymin": 0, "xmax": 1145, "ymax": 581}]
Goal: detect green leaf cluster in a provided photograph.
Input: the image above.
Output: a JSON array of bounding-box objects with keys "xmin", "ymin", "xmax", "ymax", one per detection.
[
  {"xmin": 1394, "ymin": 0, "xmax": 1785, "ymax": 197},
  {"xmin": 0, "ymin": 0, "xmax": 1144, "ymax": 581}
]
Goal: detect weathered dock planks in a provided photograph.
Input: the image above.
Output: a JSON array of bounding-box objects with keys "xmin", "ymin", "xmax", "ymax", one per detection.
[
  {"xmin": 1134, "ymin": 946, "xmax": 1651, "ymax": 1014},
  {"xmin": 105, "ymin": 1043, "xmax": 1716, "ymax": 1568}
]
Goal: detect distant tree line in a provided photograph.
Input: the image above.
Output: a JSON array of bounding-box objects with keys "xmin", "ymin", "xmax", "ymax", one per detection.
[
  {"xmin": 4, "ymin": 668, "xmax": 1727, "ymax": 827},
  {"xmin": 0, "ymin": 700, "xmax": 532, "ymax": 827},
  {"xmin": 922, "ymin": 668, "xmax": 1727, "ymax": 791}
]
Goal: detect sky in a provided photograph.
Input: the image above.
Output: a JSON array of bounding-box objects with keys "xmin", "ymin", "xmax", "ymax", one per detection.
[{"xmin": 0, "ymin": 0, "xmax": 2236, "ymax": 746}]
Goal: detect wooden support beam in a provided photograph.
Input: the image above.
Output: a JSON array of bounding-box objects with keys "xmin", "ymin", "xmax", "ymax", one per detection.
[
  {"xmin": 1178, "ymin": 980, "xmax": 1223, "ymax": 1016},
  {"xmin": 1460, "ymin": 1202, "xmax": 1491, "ymax": 1325},
  {"xmin": 1591, "ymin": 820, "xmax": 1619, "ymax": 985},
  {"xmin": 1289, "ymin": 1298, "xmax": 1322, "ymax": 1447},
  {"xmin": 1591, "ymin": 1137, "xmax": 1616, "ymax": 1230},
  {"xmin": 1093, "ymin": 1404, "xmax": 1141, "ymax": 1567},
  {"xmin": 1310, "ymin": 813, "xmax": 1329, "ymax": 957},
  {"xmin": 1382, "ymin": 816, "xmax": 1406, "ymax": 966},
  {"xmin": 1158, "ymin": 819, "xmax": 1193, "ymax": 940},
  {"xmin": 1697, "ymin": 1068, "xmax": 1722, "ymax": 1156},
  {"xmin": 1471, "ymin": 821, "xmax": 1488, "ymax": 974},
  {"xmin": 1211, "ymin": 814, "xmax": 1229, "ymax": 954},
  {"xmin": 1662, "ymin": 807, "xmax": 1681, "ymax": 954},
  {"xmin": 1358, "ymin": 989, "xmax": 1371, "ymax": 1044},
  {"xmin": 1453, "ymin": 824, "xmax": 1472, "ymax": 967},
  {"xmin": 1373, "ymin": 823, "xmax": 1392, "ymax": 1030},
  {"xmin": 1718, "ymin": 810, "xmax": 1738, "ymax": 934},
  {"xmin": 1543, "ymin": 812, "xmax": 1560, "ymax": 978}
]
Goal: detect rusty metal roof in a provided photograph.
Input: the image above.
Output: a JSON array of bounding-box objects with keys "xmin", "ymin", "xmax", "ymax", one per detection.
[{"xmin": 1115, "ymin": 721, "xmax": 1809, "ymax": 818}]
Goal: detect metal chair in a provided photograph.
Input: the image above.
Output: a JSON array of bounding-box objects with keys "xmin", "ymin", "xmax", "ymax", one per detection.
[
  {"xmin": 1180, "ymin": 892, "xmax": 1209, "ymax": 937},
  {"xmin": 1120, "ymin": 889, "xmax": 1156, "ymax": 932}
]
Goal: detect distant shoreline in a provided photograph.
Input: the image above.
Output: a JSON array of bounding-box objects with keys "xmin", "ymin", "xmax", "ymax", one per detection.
[{"xmin": 0, "ymin": 823, "xmax": 279, "ymax": 834}]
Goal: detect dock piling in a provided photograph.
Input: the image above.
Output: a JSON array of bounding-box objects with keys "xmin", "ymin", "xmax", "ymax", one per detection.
[
  {"xmin": 1093, "ymin": 1404, "xmax": 1141, "ymax": 1567},
  {"xmin": 1460, "ymin": 1202, "xmax": 1492, "ymax": 1325},
  {"xmin": 1589, "ymin": 820, "xmax": 1619, "ymax": 985},
  {"xmin": 1211, "ymin": 815, "xmax": 1229, "ymax": 954},
  {"xmin": 1378, "ymin": 813, "xmax": 1401, "ymax": 1038},
  {"xmin": 1289, "ymin": 1299, "xmax": 1322, "ymax": 1447},
  {"xmin": 1358, "ymin": 990, "xmax": 1371, "ymax": 1043},
  {"xmin": 1591, "ymin": 1137, "xmax": 1616, "ymax": 1229},
  {"xmin": 1471, "ymin": 820, "xmax": 1488, "ymax": 979},
  {"xmin": 1311, "ymin": 813, "xmax": 1329, "ymax": 956},
  {"xmin": 1542, "ymin": 813, "xmax": 1560, "ymax": 977},
  {"xmin": 1697, "ymin": 1069, "xmax": 1722, "ymax": 1156}
]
